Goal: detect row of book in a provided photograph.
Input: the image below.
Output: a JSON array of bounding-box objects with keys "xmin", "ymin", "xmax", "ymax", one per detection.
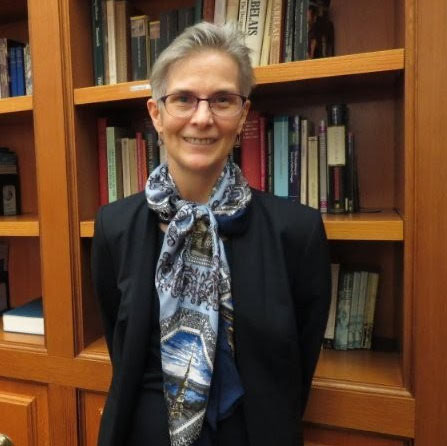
[
  {"xmin": 91, "ymin": 0, "xmax": 200, "ymax": 85},
  {"xmin": 215, "ymin": 0, "xmax": 334, "ymax": 66},
  {"xmin": 97, "ymin": 118, "xmax": 164, "ymax": 205},
  {"xmin": 0, "ymin": 147, "xmax": 21, "ymax": 216},
  {"xmin": 91, "ymin": 0, "xmax": 335, "ymax": 85},
  {"xmin": 324, "ymin": 264, "xmax": 380, "ymax": 351},
  {"xmin": 239, "ymin": 106, "xmax": 359, "ymax": 214},
  {"xmin": 0, "ymin": 38, "xmax": 32, "ymax": 98}
]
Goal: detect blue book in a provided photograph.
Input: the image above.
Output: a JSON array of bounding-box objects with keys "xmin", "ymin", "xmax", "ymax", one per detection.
[
  {"xmin": 8, "ymin": 45, "xmax": 17, "ymax": 97},
  {"xmin": 15, "ymin": 44, "xmax": 25, "ymax": 96},
  {"xmin": 273, "ymin": 116, "xmax": 289, "ymax": 197},
  {"xmin": 2, "ymin": 298, "xmax": 44, "ymax": 335}
]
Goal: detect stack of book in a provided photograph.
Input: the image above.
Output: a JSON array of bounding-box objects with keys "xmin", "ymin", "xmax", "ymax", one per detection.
[
  {"xmin": 2, "ymin": 297, "xmax": 44, "ymax": 335},
  {"xmin": 0, "ymin": 147, "xmax": 21, "ymax": 216},
  {"xmin": 0, "ymin": 38, "xmax": 32, "ymax": 98},
  {"xmin": 239, "ymin": 107, "xmax": 359, "ymax": 214},
  {"xmin": 324, "ymin": 264, "xmax": 380, "ymax": 351},
  {"xmin": 97, "ymin": 117, "xmax": 162, "ymax": 205}
]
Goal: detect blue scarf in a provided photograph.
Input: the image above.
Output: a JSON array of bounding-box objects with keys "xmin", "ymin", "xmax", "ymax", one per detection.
[{"xmin": 145, "ymin": 160, "xmax": 251, "ymax": 446}]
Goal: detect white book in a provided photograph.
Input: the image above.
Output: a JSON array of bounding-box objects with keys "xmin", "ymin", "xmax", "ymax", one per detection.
[
  {"xmin": 300, "ymin": 119, "xmax": 308, "ymax": 205},
  {"xmin": 2, "ymin": 298, "xmax": 44, "ymax": 335},
  {"xmin": 121, "ymin": 138, "xmax": 131, "ymax": 197},
  {"xmin": 238, "ymin": 0, "xmax": 249, "ymax": 32},
  {"xmin": 106, "ymin": 0, "xmax": 117, "ymax": 84},
  {"xmin": 245, "ymin": 0, "xmax": 268, "ymax": 66},
  {"xmin": 226, "ymin": 0, "xmax": 240, "ymax": 24},
  {"xmin": 214, "ymin": 0, "xmax": 227, "ymax": 25},
  {"xmin": 259, "ymin": 0, "xmax": 273, "ymax": 66}
]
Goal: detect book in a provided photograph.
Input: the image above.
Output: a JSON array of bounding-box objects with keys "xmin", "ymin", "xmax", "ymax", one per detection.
[
  {"xmin": 307, "ymin": 135, "xmax": 319, "ymax": 209},
  {"xmin": 149, "ymin": 21, "xmax": 161, "ymax": 67},
  {"xmin": 106, "ymin": 126, "xmax": 127, "ymax": 202},
  {"xmin": 355, "ymin": 270, "xmax": 369, "ymax": 348},
  {"xmin": 300, "ymin": 118, "xmax": 310, "ymax": 205},
  {"xmin": 245, "ymin": 0, "xmax": 268, "ymax": 66},
  {"xmin": 269, "ymin": 0, "xmax": 285, "ymax": 64},
  {"xmin": 97, "ymin": 117, "xmax": 109, "ymax": 205},
  {"xmin": 362, "ymin": 272, "xmax": 379, "ymax": 350},
  {"xmin": 115, "ymin": 0, "xmax": 131, "ymax": 83},
  {"xmin": 214, "ymin": 0, "xmax": 227, "ymax": 26},
  {"xmin": 130, "ymin": 15, "xmax": 150, "ymax": 81},
  {"xmin": 2, "ymin": 298, "xmax": 44, "ymax": 335},
  {"xmin": 225, "ymin": 0, "xmax": 240, "ymax": 24},
  {"xmin": 15, "ymin": 44, "xmax": 26, "ymax": 96},
  {"xmin": 323, "ymin": 263, "xmax": 340, "ymax": 348},
  {"xmin": 237, "ymin": 0, "xmax": 249, "ymax": 31},
  {"xmin": 318, "ymin": 120, "xmax": 328, "ymax": 213},
  {"xmin": 283, "ymin": 0, "xmax": 295, "ymax": 62},
  {"xmin": 106, "ymin": 0, "xmax": 118, "ymax": 84},
  {"xmin": 0, "ymin": 148, "xmax": 21, "ymax": 216},
  {"xmin": 24, "ymin": 43, "xmax": 33, "ymax": 95},
  {"xmin": 259, "ymin": 0, "xmax": 273, "ymax": 66},
  {"xmin": 347, "ymin": 270, "xmax": 361, "ymax": 349},
  {"xmin": 92, "ymin": 0, "xmax": 106, "ymax": 85},
  {"xmin": 273, "ymin": 115, "xmax": 289, "ymax": 197},
  {"xmin": 334, "ymin": 269, "xmax": 353, "ymax": 350},
  {"xmin": 288, "ymin": 115, "xmax": 301, "ymax": 200},
  {"xmin": 293, "ymin": 0, "xmax": 308, "ymax": 61},
  {"xmin": 241, "ymin": 111, "xmax": 263, "ymax": 190}
]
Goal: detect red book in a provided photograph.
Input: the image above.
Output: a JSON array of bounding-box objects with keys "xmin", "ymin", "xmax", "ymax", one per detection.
[
  {"xmin": 97, "ymin": 117, "xmax": 108, "ymax": 205},
  {"xmin": 202, "ymin": 0, "xmax": 215, "ymax": 22},
  {"xmin": 241, "ymin": 111, "xmax": 262, "ymax": 190},
  {"xmin": 259, "ymin": 115, "xmax": 267, "ymax": 191}
]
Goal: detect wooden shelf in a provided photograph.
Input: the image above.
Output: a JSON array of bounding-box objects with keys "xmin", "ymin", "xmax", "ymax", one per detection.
[
  {"xmin": 0, "ymin": 95, "xmax": 33, "ymax": 114},
  {"xmin": 74, "ymin": 80, "xmax": 151, "ymax": 105},
  {"xmin": 315, "ymin": 349, "xmax": 403, "ymax": 388},
  {"xmin": 79, "ymin": 336, "xmax": 109, "ymax": 362},
  {"xmin": 322, "ymin": 210, "xmax": 403, "ymax": 241},
  {"xmin": 73, "ymin": 49, "xmax": 404, "ymax": 106},
  {"xmin": 0, "ymin": 215, "xmax": 39, "ymax": 237},
  {"xmin": 80, "ymin": 209, "xmax": 403, "ymax": 241},
  {"xmin": 255, "ymin": 49, "xmax": 404, "ymax": 85}
]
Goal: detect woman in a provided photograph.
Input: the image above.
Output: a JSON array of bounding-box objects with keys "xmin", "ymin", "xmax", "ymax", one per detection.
[{"xmin": 92, "ymin": 22, "xmax": 331, "ymax": 446}]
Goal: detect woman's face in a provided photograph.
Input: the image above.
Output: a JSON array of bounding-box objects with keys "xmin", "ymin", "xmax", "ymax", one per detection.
[{"xmin": 147, "ymin": 50, "xmax": 250, "ymax": 181}]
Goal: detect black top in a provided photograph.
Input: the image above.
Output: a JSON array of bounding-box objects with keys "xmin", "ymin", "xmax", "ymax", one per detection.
[{"xmin": 126, "ymin": 228, "xmax": 249, "ymax": 446}]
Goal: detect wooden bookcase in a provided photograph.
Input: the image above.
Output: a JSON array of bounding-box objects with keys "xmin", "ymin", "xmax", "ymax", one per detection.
[{"xmin": 0, "ymin": 0, "xmax": 446, "ymax": 445}]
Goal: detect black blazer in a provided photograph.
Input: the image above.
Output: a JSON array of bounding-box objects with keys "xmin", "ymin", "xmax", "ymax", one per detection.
[{"xmin": 91, "ymin": 189, "xmax": 331, "ymax": 446}]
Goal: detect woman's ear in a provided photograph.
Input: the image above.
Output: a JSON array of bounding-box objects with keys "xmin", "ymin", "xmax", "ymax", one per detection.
[{"xmin": 147, "ymin": 98, "xmax": 163, "ymax": 133}]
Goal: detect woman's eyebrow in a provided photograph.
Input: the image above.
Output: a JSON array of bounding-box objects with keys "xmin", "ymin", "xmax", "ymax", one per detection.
[{"xmin": 166, "ymin": 88, "xmax": 239, "ymax": 96}]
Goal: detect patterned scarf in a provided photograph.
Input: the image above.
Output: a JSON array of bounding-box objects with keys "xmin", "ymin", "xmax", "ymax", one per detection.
[{"xmin": 145, "ymin": 160, "xmax": 251, "ymax": 446}]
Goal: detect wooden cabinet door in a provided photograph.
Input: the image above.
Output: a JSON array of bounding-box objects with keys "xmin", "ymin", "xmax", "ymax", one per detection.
[
  {"xmin": 80, "ymin": 392, "xmax": 106, "ymax": 446},
  {"xmin": 0, "ymin": 379, "xmax": 49, "ymax": 446}
]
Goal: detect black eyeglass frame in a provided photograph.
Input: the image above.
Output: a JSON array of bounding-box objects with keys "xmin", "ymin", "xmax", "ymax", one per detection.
[{"xmin": 158, "ymin": 93, "xmax": 248, "ymax": 118}]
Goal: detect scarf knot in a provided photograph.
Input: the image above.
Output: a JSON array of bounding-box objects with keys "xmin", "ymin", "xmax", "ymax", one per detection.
[{"xmin": 145, "ymin": 160, "xmax": 251, "ymax": 446}]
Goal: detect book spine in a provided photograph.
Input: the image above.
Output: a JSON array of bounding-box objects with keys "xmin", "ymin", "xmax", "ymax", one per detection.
[
  {"xmin": 259, "ymin": 0, "xmax": 273, "ymax": 66},
  {"xmin": 273, "ymin": 115, "xmax": 289, "ymax": 197},
  {"xmin": 334, "ymin": 270, "xmax": 353, "ymax": 351},
  {"xmin": 97, "ymin": 117, "xmax": 109, "ymax": 205},
  {"xmin": 24, "ymin": 43, "xmax": 33, "ymax": 95},
  {"xmin": 347, "ymin": 270, "xmax": 361, "ymax": 349},
  {"xmin": 259, "ymin": 115, "xmax": 267, "ymax": 191},
  {"xmin": 202, "ymin": 0, "xmax": 216, "ymax": 22},
  {"xmin": 106, "ymin": 0, "xmax": 117, "ymax": 84},
  {"xmin": 149, "ymin": 21, "xmax": 161, "ymax": 67},
  {"xmin": 318, "ymin": 120, "xmax": 328, "ymax": 213},
  {"xmin": 288, "ymin": 115, "xmax": 300, "ymax": 200},
  {"xmin": 92, "ymin": 0, "xmax": 105, "ymax": 85},
  {"xmin": 241, "ymin": 111, "xmax": 262, "ymax": 190},
  {"xmin": 355, "ymin": 270, "xmax": 369, "ymax": 349},
  {"xmin": 115, "ymin": 1, "xmax": 131, "ymax": 83},
  {"xmin": 300, "ymin": 118, "xmax": 308, "ymax": 205},
  {"xmin": 128, "ymin": 138, "xmax": 138, "ymax": 194},
  {"xmin": 9, "ymin": 46, "xmax": 17, "ymax": 97},
  {"xmin": 130, "ymin": 15, "xmax": 149, "ymax": 81},
  {"xmin": 282, "ymin": 0, "xmax": 295, "ymax": 63},
  {"xmin": 266, "ymin": 120, "xmax": 274, "ymax": 193},
  {"xmin": 0, "ymin": 39, "xmax": 9, "ymax": 98},
  {"xmin": 214, "ymin": 0, "xmax": 227, "ymax": 26},
  {"xmin": 195, "ymin": 0, "xmax": 204, "ymax": 23},
  {"xmin": 121, "ymin": 137, "xmax": 131, "ymax": 197},
  {"xmin": 324, "ymin": 263, "xmax": 340, "ymax": 346},
  {"xmin": 269, "ymin": 0, "xmax": 284, "ymax": 64},
  {"xmin": 345, "ymin": 131, "xmax": 355, "ymax": 213},
  {"xmin": 15, "ymin": 45, "xmax": 25, "ymax": 96},
  {"xmin": 307, "ymin": 135, "xmax": 319, "ymax": 209},
  {"xmin": 362, "ymin": 272, "xmax": 379, "ymax": 350},
  {"xmin": 238, "ymin": 0, "xmax": 249, "ymax": 31},
  {"xmin": 245, "ymin": 0, "xmax": 268, "ymax": 67},
  {"xmin": 226, "ymin": 0, "xmax": 240, "ymax": 24}
]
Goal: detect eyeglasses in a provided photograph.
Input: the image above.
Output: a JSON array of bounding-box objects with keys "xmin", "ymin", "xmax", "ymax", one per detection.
[{"xmin": 159, "ymin": 93, "xmax": 247, "ymax": 119}]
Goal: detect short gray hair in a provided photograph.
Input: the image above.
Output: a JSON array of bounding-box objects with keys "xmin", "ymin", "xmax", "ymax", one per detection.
[{"xmin": 150, "ymin": 22, "xmax": 255, "ymax": 100}]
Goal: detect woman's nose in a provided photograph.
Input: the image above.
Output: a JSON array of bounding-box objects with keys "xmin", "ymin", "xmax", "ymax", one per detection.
[{"xmin": 190, "ymin": 100, "xmax": 214, "ymax": 125}]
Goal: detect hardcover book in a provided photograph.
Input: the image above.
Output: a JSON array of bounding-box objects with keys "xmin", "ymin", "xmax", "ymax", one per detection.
[{"xmin": 2, "ymin": 298, "xmax": 44, "ymax": 335}]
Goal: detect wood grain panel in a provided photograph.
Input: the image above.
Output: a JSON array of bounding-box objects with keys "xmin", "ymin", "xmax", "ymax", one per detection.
[
  {"xmin": 0, "ymin": 393, "xmax": 37, "ymax": 446},
  {"xmin": 79, "ymin": 391, "xmax": 106, "ymax": 446},
  {"xmin": 0, "ymin": 378, "xmax": 49, "ymax": 446},
  {"xmin": 413, "ymin": 0, "xmax": 447, "ymax": 444}
]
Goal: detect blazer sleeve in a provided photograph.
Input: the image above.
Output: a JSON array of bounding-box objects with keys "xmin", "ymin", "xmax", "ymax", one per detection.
[
  {"xmin": 91, "ymin": 206, "xmax": 121, "ymax": 357},
  {"xmin": 294, "ymin": 213, "xmax": 331, "ymax": 415}
]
